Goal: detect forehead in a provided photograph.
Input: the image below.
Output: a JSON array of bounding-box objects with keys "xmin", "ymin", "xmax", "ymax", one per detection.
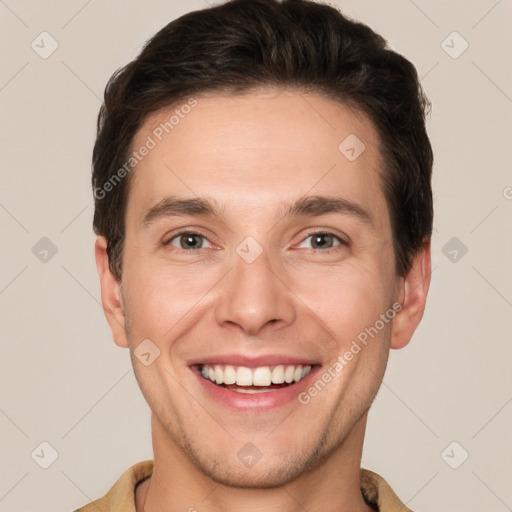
[{"xmin": 127, "ymin": 89, "xmax": 388, "ymax": 229}]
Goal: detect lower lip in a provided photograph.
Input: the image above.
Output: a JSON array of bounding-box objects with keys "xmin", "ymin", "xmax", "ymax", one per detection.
[{"xmin": 193, "ymin": 366, "xmax": 320, "ymax": 410}]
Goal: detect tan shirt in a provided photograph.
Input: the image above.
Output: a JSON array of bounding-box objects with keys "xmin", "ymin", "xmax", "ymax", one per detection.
[{"xmin": 73, "ymin": 460, "xmax": 412, "ymax": 512}]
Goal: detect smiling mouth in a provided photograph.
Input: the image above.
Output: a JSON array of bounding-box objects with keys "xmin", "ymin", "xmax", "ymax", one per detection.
[{"xmin": 196, "ymin": 363, "xmax": 313, "ymax": 394}]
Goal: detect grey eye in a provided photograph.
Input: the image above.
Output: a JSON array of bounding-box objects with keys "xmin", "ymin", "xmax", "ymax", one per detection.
[
  {"xmin": 299, "ymin": 233, "xmax": 341, "ymax": 250},
  {"xmin": 168, "ymin": 233, "xmax": 211, "ymax": 250}
]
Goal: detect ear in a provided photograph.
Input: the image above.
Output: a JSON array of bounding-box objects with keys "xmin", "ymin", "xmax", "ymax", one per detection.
[
  {"xmin": 95, "ymin": 236, "xmax": 129, "ymax": 348},
  {"xmin": 390, "ymin": 240, "xmax": 431, "ymax": 350}
]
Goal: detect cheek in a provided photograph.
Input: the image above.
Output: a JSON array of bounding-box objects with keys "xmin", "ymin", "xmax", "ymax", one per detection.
[
  {"xmin": 121, "ymin": 258, "xmax": 217, "ymax": 340},
  {"xmin": 292, "ymin": 259, "xmax": 395, "ymax": 343}
]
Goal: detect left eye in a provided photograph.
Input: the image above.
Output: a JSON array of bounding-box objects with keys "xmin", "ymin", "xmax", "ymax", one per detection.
[
  {"xmin": 298, "ymin": 233, "xmax": 342, "ymax": 250},
  {"xmin": 167, "ymin": 233, "xmax": 212, "ymax": 250}
]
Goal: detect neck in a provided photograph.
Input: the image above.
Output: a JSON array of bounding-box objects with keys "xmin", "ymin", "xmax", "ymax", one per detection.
[{"xmin": 137, "ymin": 412, "xmax": 373, "ymax": 512}]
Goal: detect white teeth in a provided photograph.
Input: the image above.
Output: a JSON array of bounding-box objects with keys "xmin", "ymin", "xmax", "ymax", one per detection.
[
  {"xmin": 236, "ymin": 366, "xmax": 253, "ymax": 386},
  {"xmin": 214, "ymin": 365, "xmax": 223, "ymax": 385},
  {"xmin": 231, "ymin": 387, "xmax": 274, "ymax": 394},
  {"xmin": 253, "ymin": 367, "xmax": 272, "ymax": 386},
  {"xmin": 223, "ymin": 365, "xmax": 236, "ymax": 385},
  {"xmin": 271, "ymin": 365, "xmax": 285, "ymax": 384},
  {"xmin": 284, "ymin": 366, "xmax": 295, "ymax": 383},
  {"xmin": 200, "ymin": 363, "xmax": 313, "ymax": 387}
]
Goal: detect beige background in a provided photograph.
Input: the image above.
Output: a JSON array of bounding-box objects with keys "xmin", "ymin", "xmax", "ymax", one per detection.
[{"xmin": 1, "ymin": 1, "xmax": 511, "ymax": 511}]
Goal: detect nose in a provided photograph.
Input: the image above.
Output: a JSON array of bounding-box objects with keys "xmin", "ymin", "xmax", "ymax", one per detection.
[{"xmin": 214, "ymin": 245, "xmax": 296, "ymax": 336}]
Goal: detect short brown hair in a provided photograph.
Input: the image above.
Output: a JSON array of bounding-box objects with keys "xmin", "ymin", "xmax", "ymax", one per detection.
[{"xmin": 92, "ymin": 0, "xmax": 433, "ymax": 279}]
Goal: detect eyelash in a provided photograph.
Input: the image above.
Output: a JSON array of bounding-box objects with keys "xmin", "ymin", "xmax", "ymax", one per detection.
[
  {"xmin": 297, "ymin": 231, "xmax": 347, "ymax": 250},
  {"xmin": 163, "ymin": 230, "xmax": 347, "ymax": 252}
]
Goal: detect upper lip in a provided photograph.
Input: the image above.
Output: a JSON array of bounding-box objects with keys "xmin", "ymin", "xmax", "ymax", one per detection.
[{"xmin": 187, "ymin": 354, "xmax": 320, "ymax": 368}]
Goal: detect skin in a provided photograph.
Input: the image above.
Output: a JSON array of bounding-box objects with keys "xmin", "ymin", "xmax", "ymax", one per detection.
[{"xmin": 95, "ymin": 89, "xmax": 431, "ymax": 512}]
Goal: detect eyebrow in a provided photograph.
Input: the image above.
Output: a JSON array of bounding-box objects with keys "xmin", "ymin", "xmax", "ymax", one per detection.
[
  {"xmin": 142, "ymin": 195, "xmax": 373, "ymax": 227},
  {"xmin": 143, "ymin": 196, "xmax": 220, "ymax": 226},
  {"xmin": 283, "ymin": 195, "xmax": 373, "ymax": 226}
]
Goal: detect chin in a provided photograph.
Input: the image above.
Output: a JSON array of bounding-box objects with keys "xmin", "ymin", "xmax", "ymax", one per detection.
[
  {"xmin": 181, "ymin": 436, "xmax": 330, "ymax": 490},
  {"xmin": 197, "ymin": 458, "xmax": 307, "ymax": 489}
]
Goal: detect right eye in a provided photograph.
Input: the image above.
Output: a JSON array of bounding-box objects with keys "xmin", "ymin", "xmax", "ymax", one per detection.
[{"xmin": 165, "ymin": 232, "xmax": 213, "ymax": 251}]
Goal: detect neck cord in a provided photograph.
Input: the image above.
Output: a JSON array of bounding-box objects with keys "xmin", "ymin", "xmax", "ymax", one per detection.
[{"xmin": 142, "ymin": 477, "xmax": 151, "ymax": 512}]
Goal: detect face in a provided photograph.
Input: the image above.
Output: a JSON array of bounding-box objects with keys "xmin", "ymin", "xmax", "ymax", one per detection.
[{"xmin": 97, "ymin": 89, "xmax": 429, "ymax": 488}]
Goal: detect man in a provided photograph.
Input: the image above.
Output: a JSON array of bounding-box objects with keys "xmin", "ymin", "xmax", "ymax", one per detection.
[{"xmin": 76, "ymin": 0, "xmax": 432, "ymax": 510}]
